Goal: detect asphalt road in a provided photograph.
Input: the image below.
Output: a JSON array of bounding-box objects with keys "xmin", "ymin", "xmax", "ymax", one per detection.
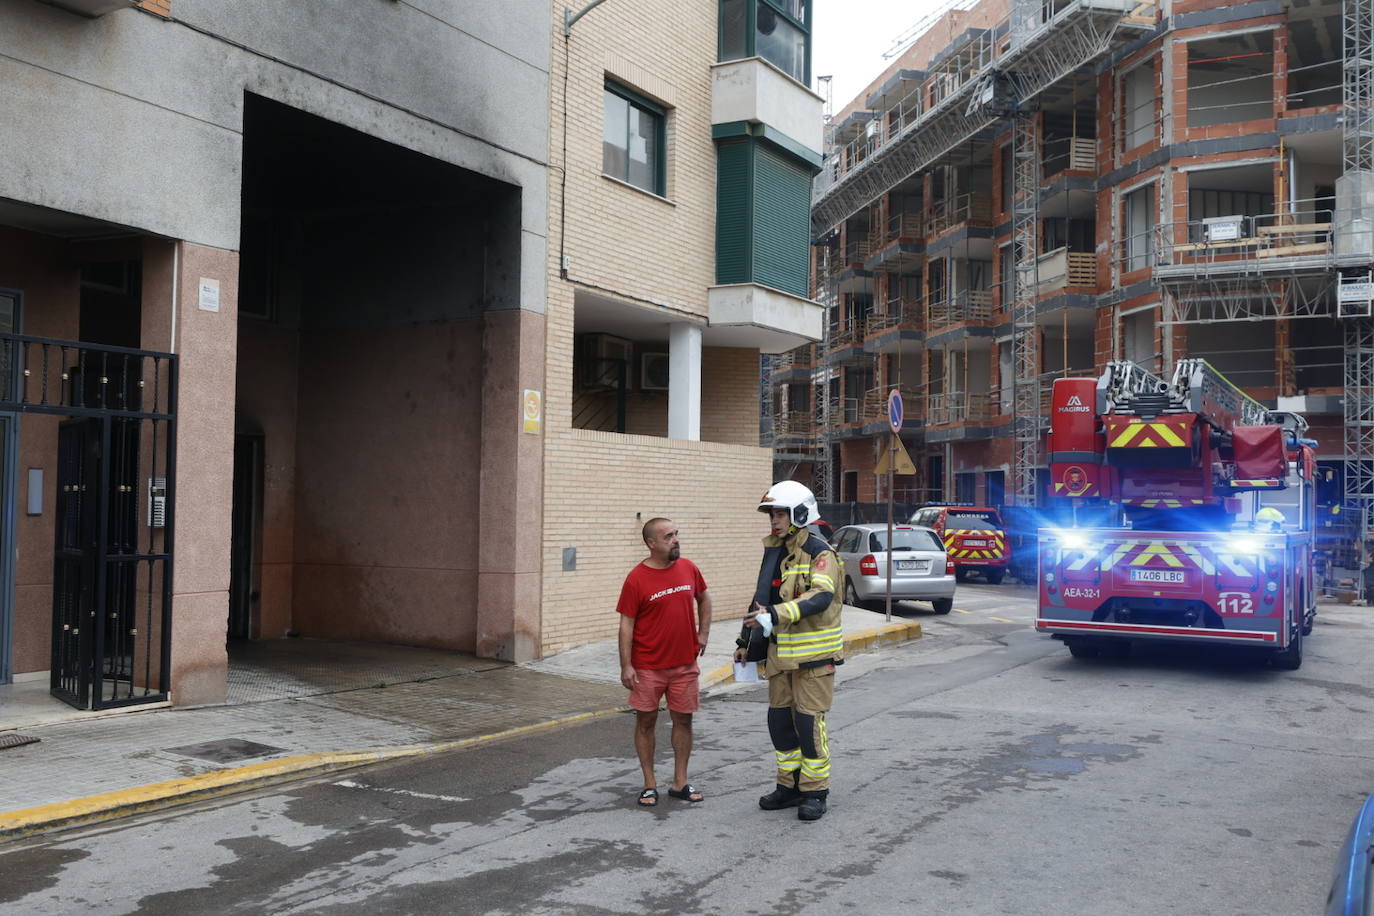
[{"xmin": 4, "ymin": 584, "xmax": 1372, "ymax": 915}]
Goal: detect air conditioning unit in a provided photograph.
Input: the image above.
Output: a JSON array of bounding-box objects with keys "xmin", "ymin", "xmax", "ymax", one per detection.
[
  {"xmin": 641, "ymin": 352, "xmax": 670, "ymax": 391},
  {"xmin": 576, "ymin": 333, "xmax": 632, "ymax": 390}
]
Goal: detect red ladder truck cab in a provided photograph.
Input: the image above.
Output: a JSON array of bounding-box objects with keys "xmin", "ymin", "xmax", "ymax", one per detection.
[
  {"xmin": 910, "ymin": 504, "xmax": 1011, "ymax": 584},
  {"xmin": 1035, "ymin": 360, "xmax": 1318, "ymax": 670}
]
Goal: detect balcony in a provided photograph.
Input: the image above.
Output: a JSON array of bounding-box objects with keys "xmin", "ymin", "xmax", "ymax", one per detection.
[
  {"xmin": 774, "ymin": 409, "xmax": 817, "ymax": 439},
  {"xmin": 866, "ymin": 213, "xmax": 926, "ymax": 272},
  {"xmin": 927, "ymin": 290, "xmax": 994, "ymax": 333},
  {"xmin": 866, "ymin": 297, "xmax": 923, "ymax": 336},
  {"xmin": 826, "ymin": 321, "xmax": 870, "ymax": 364},
  {"xmin": 926, "ymin": 391, "xmax": 995, "ymax": 427},
  {"xmin": 843, "ymin": 236, "xmax": 874, "ymax": 267},
  {"xmin": 883, "ymin": 210, "xmax": 924, "ymax": 245},
  {"xmin": 828, "ymin": 397, "xmax": 863, "ymax": 430},
  {"xmin": 927, "ymin": 193, "xmax": 994, "ymax": 238}
]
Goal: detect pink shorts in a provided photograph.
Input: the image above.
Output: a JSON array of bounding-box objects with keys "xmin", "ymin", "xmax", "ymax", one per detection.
[{"xmin": 628, "ymin": 662, "xmax": 701, "ymax": 713}]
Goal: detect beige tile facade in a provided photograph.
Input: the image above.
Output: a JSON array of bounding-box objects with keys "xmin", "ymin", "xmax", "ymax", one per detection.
[{"xmin": 541, "ymin": 0, "xmax": 775, "ymax": 655}]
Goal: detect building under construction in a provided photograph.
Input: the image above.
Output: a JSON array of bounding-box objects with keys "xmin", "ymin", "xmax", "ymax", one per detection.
[{"xmin": 768, "ymin": 0, "xmax": 1374, "ymax": 582}]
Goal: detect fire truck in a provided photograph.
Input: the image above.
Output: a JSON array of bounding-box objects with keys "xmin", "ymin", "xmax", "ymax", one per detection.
[{"xmin": 1035, "ymin": 359, "xmax": 1317, "ymax": 669}]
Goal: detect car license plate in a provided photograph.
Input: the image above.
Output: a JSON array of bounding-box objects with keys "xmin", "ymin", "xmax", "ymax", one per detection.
[
  {"xmin": 1129, "ymin": 568, "xmax": 1185, "ymax": 584},
  {"xmin": 896, "ymin": 560, "xmax": 931, "ymax": 573},
  {"xmin": 962, "ymin": 539, "xmax": 987, "ymax": 547}
]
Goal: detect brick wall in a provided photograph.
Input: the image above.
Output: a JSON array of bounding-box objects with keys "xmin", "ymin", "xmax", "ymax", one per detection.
[
  {"xmin": 134, "ymin": 0, "xmax": 171, "ymax": 17},
  {"xmin": 540, "ymin": 430, "xmax": 771, "ymax": 654},
  {"xmin": 702, "ymin": 347, "xmax": 763, "ymax": 446}
]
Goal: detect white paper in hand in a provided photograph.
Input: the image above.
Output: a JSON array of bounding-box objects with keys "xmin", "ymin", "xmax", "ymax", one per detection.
[{"xmin": 733, "ymin": 661, "xmax": 760, "ymax": 683}]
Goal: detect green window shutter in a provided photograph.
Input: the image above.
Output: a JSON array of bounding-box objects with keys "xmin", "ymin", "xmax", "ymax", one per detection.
[
  {"xmin": 715, "ymin": 138, "xmax": 753, "ymax": 285},
  {"xmin": 751, "ymin": 143, "xmax": 811, "ymax": 297}
]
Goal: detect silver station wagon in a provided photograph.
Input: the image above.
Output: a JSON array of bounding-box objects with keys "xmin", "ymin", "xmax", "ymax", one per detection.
[{"xmin": 830, "ymin": 523, "xmax": 955, "ymax": 614}]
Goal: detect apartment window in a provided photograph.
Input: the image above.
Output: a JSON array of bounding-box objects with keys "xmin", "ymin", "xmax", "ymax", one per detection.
[
  {"xmin": 1122, "ymin": 63, "xmax": 1154, "ymax": 152},
  {"xmin": 603, "ymin": 82, "xmax": 665, "ymax": 196},
  {"xmin": 719, "ymin": 0, "xmax": 811, "ymax": 85},
  {"xmin": 1124, "ymin": 184, "xmax": 1155, "ymax": 273}
]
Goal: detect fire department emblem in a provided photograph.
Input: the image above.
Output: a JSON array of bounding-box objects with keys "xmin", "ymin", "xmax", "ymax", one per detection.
[{"xmin": 1063, "ymin": 465, "xmax": 1090, "ymax": 496}]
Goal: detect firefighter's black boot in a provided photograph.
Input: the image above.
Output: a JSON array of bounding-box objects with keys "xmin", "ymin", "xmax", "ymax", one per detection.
[
  {"xmin": 758, "ymin": 783, "xmax": 803, "ymax": 810},
  {"xmin": 797, "ymin": 790, "xmax": 828, "ymax": 821}
]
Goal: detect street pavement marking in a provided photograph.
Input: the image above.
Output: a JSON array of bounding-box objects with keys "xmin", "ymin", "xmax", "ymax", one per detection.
[
  {"xmin": 955, "ymin": 609, "xmax": 972, "ymax": 614},
  {"xmin": 988, "ymin": 616, "xmax": 1014, "ymax": 623},
  {"xmin": 334, "ymin": 779, "xmax": 468, "ymax": 804}
]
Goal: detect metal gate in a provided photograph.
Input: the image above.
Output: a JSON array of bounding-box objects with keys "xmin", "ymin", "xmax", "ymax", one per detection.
[{"xmin": 1, "ymin": 333, "xmax": 176, "ymax": 710}]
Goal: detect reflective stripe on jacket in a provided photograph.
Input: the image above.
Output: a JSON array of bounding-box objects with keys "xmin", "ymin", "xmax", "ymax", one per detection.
[{"xmin": 765, "ymin": 525, "xmax": 843, "ymax": 672}]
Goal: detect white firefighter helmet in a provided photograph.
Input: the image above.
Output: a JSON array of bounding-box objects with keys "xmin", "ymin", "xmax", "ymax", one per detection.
[{"xmin": 758, "ymin": 480, "xmax": 819, "ymax": 528}]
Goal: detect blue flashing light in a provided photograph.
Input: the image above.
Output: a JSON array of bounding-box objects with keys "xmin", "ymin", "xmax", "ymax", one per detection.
[
  {"xmin": 1057, "ymin": 530, "xmax": 1089, "ymax": 551},
  {"xmin": 1224, "ymin": 537, "xmax": 1261, "ymax": 555}
]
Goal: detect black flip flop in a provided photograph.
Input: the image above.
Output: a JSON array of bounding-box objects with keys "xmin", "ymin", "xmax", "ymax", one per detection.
[
  {"xmin": 637, "ymin": 787, "xmax": 659, "ymax": 807},
  {"xmin": 667, "ymin": 784, "xmax": 704, "ymax": 803}
]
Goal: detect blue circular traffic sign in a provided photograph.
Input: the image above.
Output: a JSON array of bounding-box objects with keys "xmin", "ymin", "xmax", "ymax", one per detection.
[{"xmin": 887, "ymin": 388, "xmax": 903, "ymax": 434}]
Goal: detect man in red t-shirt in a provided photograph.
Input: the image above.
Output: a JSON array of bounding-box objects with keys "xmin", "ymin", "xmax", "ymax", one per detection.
[{"xmin": 618, "ymin": 517, "xmax": 713, "ymax": 808}]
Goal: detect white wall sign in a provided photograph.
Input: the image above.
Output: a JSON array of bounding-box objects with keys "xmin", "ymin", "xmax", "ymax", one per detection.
[{"xmin": 198, "ymin": 277, "xmax": 220, "ymax": 312}]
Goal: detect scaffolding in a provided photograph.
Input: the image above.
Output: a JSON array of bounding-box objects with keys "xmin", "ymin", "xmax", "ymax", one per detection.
[
  {"xmin": 811, "ymin": 0, "xmax": 1151, "ymax": 233},
  {"xmin": 1011, "ymin": 111, "xmax": 1042, "ymax": 506},
  {"xmin": 1344, "ymin": 0, "xmax": 1374, "ymax": 568},
  {"xmin": 813, "ymin": 245, "xmax": 838, "ymax": 502}
]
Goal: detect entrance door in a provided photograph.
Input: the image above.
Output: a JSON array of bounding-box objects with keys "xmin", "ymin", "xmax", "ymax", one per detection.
[
  {"xmin": 51, "ymin": 417, "xmax": 102, "ymax": 707},
  {"xmin": 50, "ymin": 415, "xmax": 157, "ymax": 710},
  {"xmin": 228, "ymin": 434, "xmax": 263, "ymax": 640}
]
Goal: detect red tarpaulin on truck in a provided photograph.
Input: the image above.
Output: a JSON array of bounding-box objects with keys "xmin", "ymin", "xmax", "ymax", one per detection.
[{"xmin": 1233, "ymin": 425, "xmax": 1286, "ymax": 480}]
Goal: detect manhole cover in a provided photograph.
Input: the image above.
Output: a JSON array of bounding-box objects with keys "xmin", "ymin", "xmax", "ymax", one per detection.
[
  {"xmin": 164, "ymin": 738, "xmax": 287, "ymax": 763},
  {"xmin": 0, "ymin": 733, "xmax": 39, "ymax": 750}
]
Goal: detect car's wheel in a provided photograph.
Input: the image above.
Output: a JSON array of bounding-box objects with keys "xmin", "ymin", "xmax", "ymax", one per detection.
[
  {"xmin": 1271, "ymin": 627, "xmax": 1303, "ymax": 670},
  {"xmin": 1066, "ymin": 639, "xmax": 1099, "ymax": 660},
  {"xmin": 844, "ymin": 578, "xmax": 872, "ymax": 611},
  {"xmin": 931, "ymin": 597, "xmax": 953, "ymax": 615},
  {"xmin": 984, "ymin": 569, "xmax": 1005, "ymax": 585}
]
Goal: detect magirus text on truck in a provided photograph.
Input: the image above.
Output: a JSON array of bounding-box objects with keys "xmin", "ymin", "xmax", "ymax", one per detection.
[{"xmin": 1035, "ymin": 359, "xmax": 1317, "ymax": 670}]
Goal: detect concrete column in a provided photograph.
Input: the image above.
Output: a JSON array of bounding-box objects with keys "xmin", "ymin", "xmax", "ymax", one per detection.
[
  {"xmin": 158, "ymin": 240, "xmax": 238, "ymax": 706},
  {"xmin": 668, "ymin": 322, "xmax": 702, "ymax": 441},
  {"xmin": 476, "ymin": 309, "xmax": 545, "ymax": 662}
]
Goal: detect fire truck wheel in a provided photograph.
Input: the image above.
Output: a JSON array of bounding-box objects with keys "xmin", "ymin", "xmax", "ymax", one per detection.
[
  {"xmin": 1271, "ymin": 628, "xmax": 1303, "ymax": 670},
  {"xmin": 984, "ymin": 569, "xmax": 1005, "ymax": 585},
  {"xmin": 1066, "ymin": 640, "xmax": 1099, "ymax": 660},
  {"xmin": 931, "ymin": 597, "xmax": 953, "ymax": 615}
]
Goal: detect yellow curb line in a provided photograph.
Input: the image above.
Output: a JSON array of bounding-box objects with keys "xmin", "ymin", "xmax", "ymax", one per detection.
[
  {"xmin": 0, "ymin": 706, "xmax": 628, "ymax": 842},
  {"xmin": 709, "ymin": 621, "xmax": 923, "ymax": 685}
]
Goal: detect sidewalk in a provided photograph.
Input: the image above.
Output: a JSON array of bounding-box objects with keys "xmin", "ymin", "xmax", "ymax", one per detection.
[{"xmin": 0, "ymin": 606, "xmax": 920, "ymax": 841}]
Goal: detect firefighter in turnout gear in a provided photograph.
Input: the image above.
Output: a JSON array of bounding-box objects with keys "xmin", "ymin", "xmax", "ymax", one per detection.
[{"xmin": 735, "ymin": 480, "xmax": 843, "ymax": 821}]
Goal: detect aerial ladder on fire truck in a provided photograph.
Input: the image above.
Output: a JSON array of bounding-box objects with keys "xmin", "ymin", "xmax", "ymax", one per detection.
[{"xmin": 1036, "ymin": 360, "xmax": 1317, "ymax": 670}]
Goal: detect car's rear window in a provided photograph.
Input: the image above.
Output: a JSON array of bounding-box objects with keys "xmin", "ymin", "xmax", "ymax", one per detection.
[
  {"xmin": 870, "ymin": 529, "xmax": 943, "ymax": 552},
  {"xmin": 946, "ymin": 513, "xmax": 1000, "ymax": 531}
]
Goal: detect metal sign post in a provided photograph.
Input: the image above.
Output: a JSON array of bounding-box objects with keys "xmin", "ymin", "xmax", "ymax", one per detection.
[{"xmin": 885, "ymin": 390, "xmax": 903, "ymax": 623}]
